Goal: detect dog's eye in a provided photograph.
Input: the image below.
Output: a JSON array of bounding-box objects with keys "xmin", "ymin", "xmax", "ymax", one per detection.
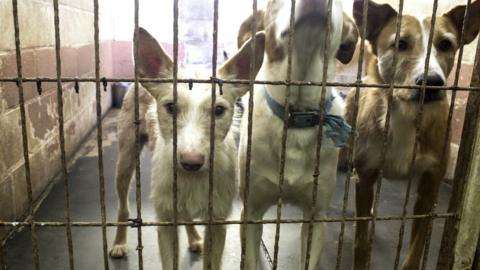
[
  {"xmin": 214, "ymin": 105, "xmax": 226, "ymax": 117},
  {"xmin": 164, "ymin": 102, "xmax": 177, "ymax": 114},
  {"xmin": 397, "ymin": 39, "xmax": 409, "ymax": 52},
  {"xmin": 437, "ymin": 39, "xmax": 453, "ymax": 52}
]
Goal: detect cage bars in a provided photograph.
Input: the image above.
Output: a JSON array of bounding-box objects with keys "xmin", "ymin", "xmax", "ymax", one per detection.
[
  {"xmin": 52, "ymin": 0, "xmax": 75, "ymax": 268},
  {"xmin": 132, "ymin": 0, "xmax": 145, "ymax": 268},
  {"xmin": 271, "ymin": 0, "xmax": 296, "ymax": 268},
  {"xmin": 93, "ymin": 0, "xmax": 109, "ymax": 269},
  {"xmin": 171, "ymin": 0, "xmax": 180, "ymax": 269},
  {"xmin": 239, "ymin": 0, "xmax": 259, "ymax": 268},
  {"xmin": 10, "ymin": 0, "xmax": 41, "ymax": 269},
  {"xmin": 1, "ymin": 0, "xmax": 479, "ymax": 269},
  {"xmin": 303, "ymin": 0, "xmax": 333, "ymax": 269}
]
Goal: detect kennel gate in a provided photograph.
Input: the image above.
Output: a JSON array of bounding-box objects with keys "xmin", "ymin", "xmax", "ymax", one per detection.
[{"xmin": 1, "ymin": 0, "xmax": 480, "ymax": 269}]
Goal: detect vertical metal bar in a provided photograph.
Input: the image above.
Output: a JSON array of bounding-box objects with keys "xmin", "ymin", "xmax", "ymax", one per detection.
[
  {"xmin": 416, "ymin": 2, "xmax": 444, "ymax": 269},
  {"xmin": 132, "ymin": 0, "xmax": 144, "ymax": 268},
  {"xmin": 93, "ymin": 0, "xmax": 109, "ymax": 268},
  {"xmin": 0, "ymin": 244, "xmax": 4, "ymax": 270},
  {"xmin": 303, "ymin": 0, "xmax": 333, "ymax": 269},
  {"xmin": 437, "ymin": 0, "xmax": 477, "ymax": 268},
  {"xmin": 171, "ymin": 0, "xmax": 180, "ymax": 269},
  {"xmin": 206, "ymin": 0, "xmax": 219, "ymax": 269},
  {"xmin": 239, "ymin": 0, "xmax": 258, "ymax": 268},
  {"xmin": 334, "ymin": 0, "xmax": 371, "ymax": 267},
  {"xmin": 10, "ymin": 0, "xmax": 40, "ymax": 269},
  {"xmin": 271, "ymin": 0, "xmax": 296, "ymax": 268},
  {"xmin": 52, "ymin": 0, "xmax": 75, "ymax": 269}
]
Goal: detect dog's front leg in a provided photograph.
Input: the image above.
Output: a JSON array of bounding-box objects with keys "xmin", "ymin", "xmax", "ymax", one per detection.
[
  {"xmin": 241, "ymin": 204, "xmax": 268, "ymax": 270},
  {"xmin": 301, "ymin": 210, "xmax": 327, "ymax": 270},
  {"xmin": 203, "ymin": 224, "xmax": 227, "ymax": 270},
  {"xmin": 402, "ymin": 170, "xmax": 441, "ymax": 270},
  {"xmin": 157, "ymin": 224, "xmax": 179, "ymax": 270},
  {"xmin": 354, "ymin": 169, "xmax": 379, "ymax": 270}
]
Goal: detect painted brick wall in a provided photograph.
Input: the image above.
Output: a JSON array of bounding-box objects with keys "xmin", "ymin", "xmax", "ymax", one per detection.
[{"xmin": 0, "ymin": 0, "xmax": 115, "ymax": 237}]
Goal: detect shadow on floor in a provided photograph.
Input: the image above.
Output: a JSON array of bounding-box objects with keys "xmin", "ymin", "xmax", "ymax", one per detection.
[{"xmin": 3, "ymin": 109, "xmax": 452, "ymax": 270}]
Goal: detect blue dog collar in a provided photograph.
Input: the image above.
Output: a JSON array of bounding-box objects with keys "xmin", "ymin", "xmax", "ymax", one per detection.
[{"xmin": 263, "ymin": 88, "xmax": 352, "ymax": 148}]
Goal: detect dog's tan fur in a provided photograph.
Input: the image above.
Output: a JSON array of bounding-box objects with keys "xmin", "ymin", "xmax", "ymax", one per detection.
[
  {"xmin": 346, "ymin": 1, "xmax": 480, "ymax": 269},
  {"xmin": 109, "ymin": 28, "xmax": 265, "ymax": 270}
]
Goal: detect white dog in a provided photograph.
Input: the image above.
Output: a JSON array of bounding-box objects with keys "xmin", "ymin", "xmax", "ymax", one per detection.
[
  {"xmin": 236, "ymin": 0, "xmax": 357, "ymax": 269},
  {"xmin": 110, "ymin": 28, "xmax": 265, "ymax": 270}
]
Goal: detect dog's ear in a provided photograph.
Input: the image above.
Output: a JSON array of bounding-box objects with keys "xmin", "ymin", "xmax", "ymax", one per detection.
[
  {"xmin": 337, "ymin": 13, "xmax": 359, "ymax": 64},
  {"xmin": 237, "ymin": 10, "xmax": 265, "ymax": 49},
  {"xmin": 444, "ymin": 0, "xmax": 480, "ymax": 45},
  {"xmin": 219, "ymin": 32, "xmax": 265, "ymax": 100},
  {"xmin": 353, "ymin": 0, "xmax": 397, "ymax": 54},
  {"xmin": 135, "ymin": 27, "xmax": 173, "ymax": 98}
]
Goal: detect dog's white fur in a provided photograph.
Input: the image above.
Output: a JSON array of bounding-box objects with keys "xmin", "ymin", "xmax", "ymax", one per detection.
[
  {"xmin": 237, "ymin": 0, "xmax": 350, "ymax": 269},
  {"xmin": 109, "ymin": 28, "xmax": 265, "ymax": 270}
]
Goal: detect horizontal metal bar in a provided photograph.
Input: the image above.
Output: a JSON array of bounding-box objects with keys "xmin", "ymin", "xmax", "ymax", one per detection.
[
  {"xmin": 0, "ymin": 213, "xmax": 456, "ymax": 227},
  {"xmin": 1, "ymin": 77, "xmax": 479, "ymax": 91}
]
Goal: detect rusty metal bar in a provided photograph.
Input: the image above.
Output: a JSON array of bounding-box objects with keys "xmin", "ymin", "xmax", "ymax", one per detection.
[
  {"xmin": 335, "ymin": 0, "xmax": 371, "ymax": 266},
  {"xmin": 0, "ymin": 213, "xmax": 457, "ymax": 228},
  {"xmin": 0, "ymin": 244, "xmax": 5, "ymax": 270},
  {"xmin": 2, "ymin": 77, "xmax": 480, "ymax": 92},
  {"xmin": 437, "ymin": 1, "xmax": 480, "ymax": 268},
  {"xmin": 132, "ymin": 0, "xmax": 144, "ymax": 268},
  {"xmin": 272, "ymin": 0, "xmax": 296, "ymax": 268},
  {"xmin": 171, "ymin": 0, "xmax": 180, "ymax": 269},
  {"xmin": 52, "ymin": 0, "xmax": 75, "ymax": 269},
  {"xmin": 239, "ymin": 0, "xmax": 258, "ymax": 268},
  {"xmin": 10, "ymin": 0, "xmax": 40, "ymax": 269},
  {"xmin": 415, "ymin": 2, "xmax": 443, "ymax": 269},
  {"xmin": 303, "ymin": 0, "xmax": 333, "ymax": 268},
  {"xmin": 93, "ymin": 0, "xmax": 109, "ymax": 268},
  {"xmin": 205, "ymin": 0, "xmax": 220, "ymax": 269}
]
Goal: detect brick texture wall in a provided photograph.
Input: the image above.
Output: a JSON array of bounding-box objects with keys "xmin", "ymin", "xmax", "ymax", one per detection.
[{"xmin": 0, "ymin": 0, "xmax": 115, "ymax": 237}]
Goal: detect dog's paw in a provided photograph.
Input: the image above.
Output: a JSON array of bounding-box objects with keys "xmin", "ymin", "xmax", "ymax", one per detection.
[
  {"xmin": 109, "ymin": 244, "xmax": 128, "ymax": 258},
  {"xmin": 188, "ymin": 240, "xmax": 203, "ymax": 254}
]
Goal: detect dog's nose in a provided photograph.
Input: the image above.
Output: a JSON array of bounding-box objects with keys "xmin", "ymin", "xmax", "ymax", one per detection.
[
  {"xmin": 180, "ymin": 152, "xmax": 205, "ymax": 172},
  {"xmin": 415, "ymin": 74, "xmax": 445, "ymax": 87}
]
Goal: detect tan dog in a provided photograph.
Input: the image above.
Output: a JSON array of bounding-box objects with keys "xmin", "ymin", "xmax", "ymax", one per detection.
[
  {"xmin": 109, "ymin": 28, "xmax": 265, "ymax": 270},
  {"xmin": 345, "ymin": 1, "xmax": 480, "ymax": 269},
  {"xmin": 236, "ymin": 0, "xmax": 358, "ymax": 269}
]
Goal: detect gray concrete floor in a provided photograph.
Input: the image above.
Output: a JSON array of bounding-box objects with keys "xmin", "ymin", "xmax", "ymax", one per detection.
[{"xmin": 3, "ymin": 109, "xmax": 452, "ymax": 270}]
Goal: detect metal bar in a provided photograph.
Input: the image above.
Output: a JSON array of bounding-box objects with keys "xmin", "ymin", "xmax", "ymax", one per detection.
[
  {"xmin": 239, "ymin": 0, "xmax": 258, "ymax": 268},
  {"xmin": 0, "ymin": 213, "xmax": 457, "ymax": 227},
  {"xmin": 0, "ymin": 244, "xmax": 5, "ymax": 270},
  {"xmin": 303, "ymin": 0, "xmax": 333, "ymax": 268},
  {"xmin": 272, "ymin": 0, "xmax": 296, "ymax": 268},
  {"xmin": 2, "ymin": 77, "xmax": 480, "ymax": 91},
  {"xmin": 10, "ymin": 0, "xmax": 40, "ymax": 269},
  {"xmin": 171, "ymin": 0, "xmax": 180, "ymax": 269},
  {"xmin": 132, "ymin": 0, "xmax": 144, "ymax": 268},
  {"xmin": 335, "ymin": 0, "xmax": 371, "ymax": 266},
  {"xmin": 437, "ymin": 0, "xmax": 479, "ymax": 268},
  {"xmin": 93, "ymin": 0, "xmax": 109, "ymax": 268},
  {"xmin": 52, "ymin": 0, "xmax": 75, "ymax": 268},
  {"xmin": 206, "ymin": 0, "xmax": 220, "ymax": 269},
  {"xmin": 452, "ymin": 86, "xmax": 480, "ymax": 269}
]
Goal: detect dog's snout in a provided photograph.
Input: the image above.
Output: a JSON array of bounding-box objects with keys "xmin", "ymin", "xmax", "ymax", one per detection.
[
  {"xmin": 180, "ymin": 152, "xmax": 205, "ymax": 172},
  {"xmin": 415, "ymin": 74, "xmax": 445, "ymax": 87}
]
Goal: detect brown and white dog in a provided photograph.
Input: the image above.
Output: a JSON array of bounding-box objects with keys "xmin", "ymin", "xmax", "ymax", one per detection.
[
  {"xmin": 236, "ymin": 0, "xmax": 358, "ymax": 269},
  {"xmin": 109, "ymin": 28, "xmax": 265, "ymax": 270},
  {"xmin": 345, "ymin": 0, "xmax": 480, "ymax": 269}
]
